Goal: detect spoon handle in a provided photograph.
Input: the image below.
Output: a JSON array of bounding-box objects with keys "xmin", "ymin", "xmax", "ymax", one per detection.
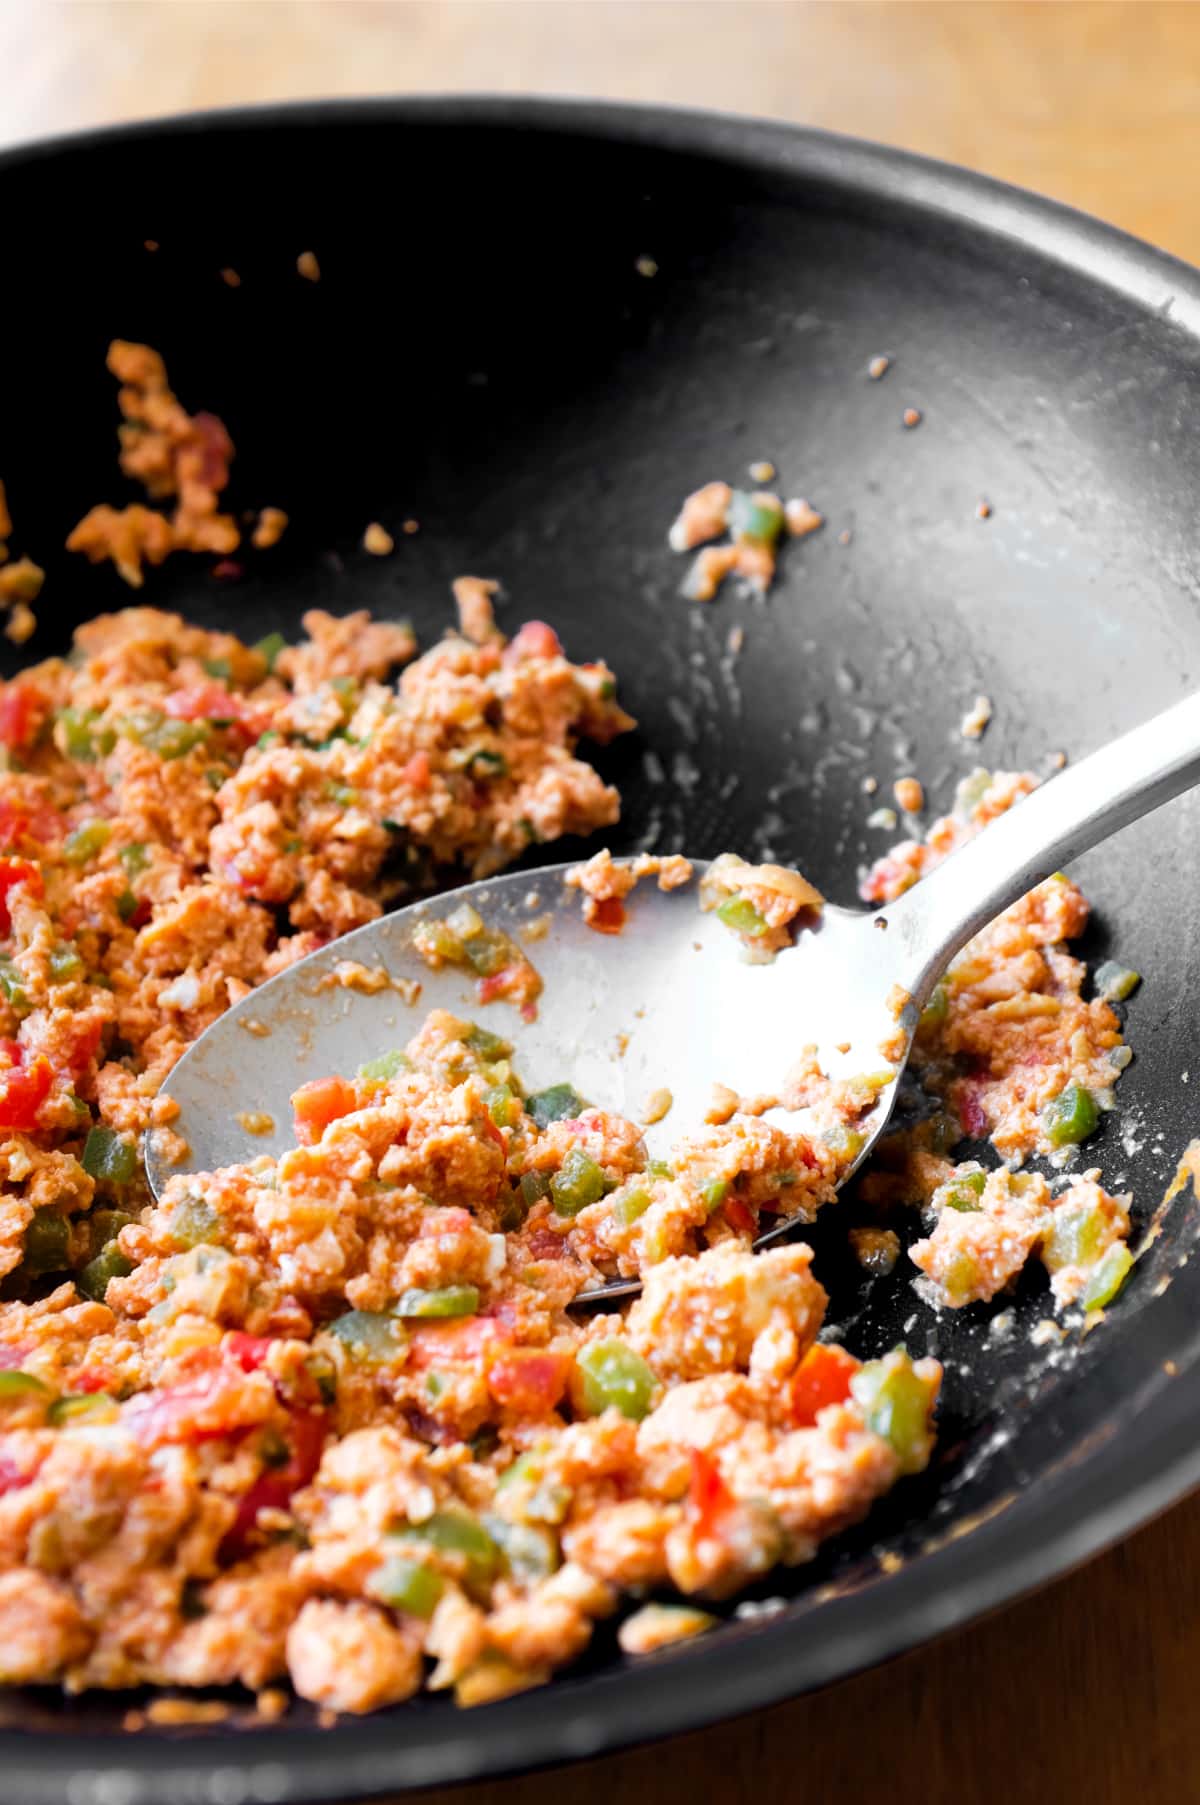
[{"xmin": 882, "ymin": 689, "xmax": 1200, "ymax": 999}]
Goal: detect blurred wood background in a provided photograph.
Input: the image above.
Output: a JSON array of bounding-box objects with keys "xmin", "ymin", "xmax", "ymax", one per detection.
[{"xmin": 5, "ymin": 3, "xmax": 1200, "ymax": 1802}]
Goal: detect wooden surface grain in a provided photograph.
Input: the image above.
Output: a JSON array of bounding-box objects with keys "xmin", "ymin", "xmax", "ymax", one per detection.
[{"xmin": 5, "ymin": 3, "xmax": 1200, "ymax": 1801}]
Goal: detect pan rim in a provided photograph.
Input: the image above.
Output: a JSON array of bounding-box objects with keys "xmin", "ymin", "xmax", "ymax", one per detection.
[{"xmin": 3, "ymin": 92, "xmax": 1200, "ymax": 1803}]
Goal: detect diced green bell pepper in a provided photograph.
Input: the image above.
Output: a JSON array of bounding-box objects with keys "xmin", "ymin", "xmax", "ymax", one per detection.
[
  {"xmin": 392, "ymin": 1285, "xmax": 479, "ymax": 1319},
  {"xmin": 483, "ymin": 1513, "xmax": 560, "ymax": 1581},
  {"xmin": 357, "ymin": 1048, "xmax": 412, "ymax": 1084},
  {"xmin": 370, "ymin": 1555, "xmax": 445, "ymax": 1617},
  {"xmin": 485, "ymin": 1083, "xmax": 523, "ymax": 1129},
  {"xmin": 118, "ymin": 710, "xmax": 211, "ymax": 760},
  {"xmin": 716, "ymin": 895, "xmax": 768, "ymax": 938},
  {"xmin": 328, "ymin": 1309, "xmax": 408, "ymax": 1362},
  {"xmin": 850, "ymin": 1349, "xmax": 936, "ymax": 1474},
  {"xmin": 168, "ymin": 1195, "xmax": 223, "ymax": 1248},
  {"xmin": 525, "ymin": 1083, "xmax": 585, "ymax": 1129},
  {"xmin": 48, "ymin": 943, "xmax": 84, "ymax": 981},
  {"xmin": 574, "ymin": 1339, "xmax": 657, "ymax": 1421},
  {"xmin": 119, "ymin": 843, "xmax": 150, "ymax": 878},
  {"xmin": 0, "ymin": 1370, "xmax": 49, "ymax": 1398},
  {"xmin": 1094, "ymin": 961, "xmax": 1141, "ymax": 1003},
  {"xmin": 24, "ymin": 1207, "xmax": 69, "ymax": 1273},
  {"xmin": 920, "ymin": 981, "xmax": 949, "ymax": 1028},
  {"xmin": 47, "ymin": 1392, "xmax": 117, "ymax": 1426},
  {"xmin": 934, "ymin": 1169, "xmax": 988, "ymax": 1214},
  {"xmin": 0, "ymin": 957, "xmax": 26, "ymax": 1009},
  {"xmin": 1042, "ymin": 1084, "xmax": 1099, "ymax": 1148},
  {"xmin": 700, "ymin": 1177, "xmax": 730, "ymax": 1215},
  {"xmin": 55, "ymin": 707, "xmax": 115, "ymax": 762},
  {"xmin": 391, "ymin": 1508, "xmax": 499, "ymax": 1587},
  {"xmin": 77, "ymin": 1244, "xmax": 133, "ymax": 1302},
  {"xmin": 1081, "ymin": 1242, "xmax": 1133, "ymax": 1310},
  {"xmin": 254, "ymin": 632, "xmax": 287, "ymax": 671},
  {"xmin": 81, "ymin": 1126, "xmax": 137, "ymax": 1185},
  {"xmin": 464, "ymin": 1025, "xmax": 510, "ymax": 1060},
  {"xmin": 728, "ymin": 490, "xmax": 784, "ymax": 544},
  {"xmin": 550, "ymin": 1148, "xmax": 607, "ymax": 1216},
  {"xmin": 610, "ymin": 1185, "xmax": 651, "ymax": 1227},
  {"xmin": 64, "ymin": 820, "xmax": 112, "ymax": 865},
  {"xmin": 519, "ymin": 1169, "xmax": 550, "ymax": 1209}
]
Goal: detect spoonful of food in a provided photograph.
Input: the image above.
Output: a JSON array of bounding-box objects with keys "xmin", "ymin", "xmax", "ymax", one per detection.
[{"xmin": 146, "ymin": 690, "xmax": 1200, "ymax": 1302}]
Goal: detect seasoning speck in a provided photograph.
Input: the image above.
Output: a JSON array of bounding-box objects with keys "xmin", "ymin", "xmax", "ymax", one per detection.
[
  {"xmin": 363, "ymin": 522, "xmax": 395, "ymax": 556},
  {"xmin": 236, "ymin": 1111, "xmax": 275, "ymax": 1136},
  {"xmin": 784, "ymin": 497, "xmax": 824, "ymax": 539},
  {"xmin": 902, "ymin": 407, "xmax": 922, "ymax": 429},
  {"xmin": 220, "ymin": 268, "xmax": 241, "ymax": 289},
  {"xmin": 862, "ymin": 775, "xmax": 878, "ymax": 795},
  {"xmin": 641, "ymin": 1087, "xmax": 674, "ymax": 1126},
  {"xmin": 749, "ymin": 460, "xmax": 776, "ymax": 483},
  {"xmin": 297, "ymin": 250, "xmax": 321, "ymax": 282},
  {"xmin": 867, "ymin": 806, "xmax": 898, "ymax": 830},
  {"xmin": 143, "ymin": 239, "xmax": 159, "ymax": 253},
  {"xmin": 868, "ymin": 355, "xmax": 890, "ymax": 380},
  {"xmin": 837, "ymin": 528, "xmax": 852, "ymax": 546},
  {"xmin": 251, "ymin": 507, "xmax": 288, "ymax": 550},
  {"xmin": 635, "ymin": 255, "xmax": 658, "ymax": 279},
  {"xmin": 893, "ymin": 776, "xmax": 924, "ymax": 814},
  {"xmin": 960, "ymin": 694, "xmax": 993, "ymax": 741},
  {"xmin": 402, "ymin": 519, "xmax": 420, "ymax": 535},
  {"xmin": 976, "ymin": 498, "xmax": 993, "ymax": 519}
]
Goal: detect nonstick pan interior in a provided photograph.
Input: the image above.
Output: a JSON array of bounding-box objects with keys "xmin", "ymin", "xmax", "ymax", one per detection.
[{"xmin": 3, "ymin": 98, "xmax": 1200, "ymax": 1804}]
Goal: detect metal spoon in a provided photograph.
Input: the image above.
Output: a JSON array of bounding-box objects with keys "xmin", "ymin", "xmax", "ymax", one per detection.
[{"xmin": 147, "ymin": 691, "xmax": 1200, "ymax": 1300}]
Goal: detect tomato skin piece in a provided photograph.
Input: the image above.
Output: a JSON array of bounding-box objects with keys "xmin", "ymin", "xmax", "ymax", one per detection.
[
  {"xmin": 0, "ymin": 858, "xmax": 43, "ymax": 935},
  {"xmin": 123, "ymin": 1362, "xmax": 267, "ymax": 1447},
  {"xmin": 588, "ymin": 897, "xmax": 626, "ymax": 935},
  {"xmin": 506, "ymin": 620, "xmax": 563, "ymax": 662},
  {"xmin": 788, "ymin": 1342, "xmax": 860, "ymax": 1428},
  {"xmin": 486, "ymin": 1348, "xmax": 569, "ymax": 1416},
  {"xmin": 220, "ymin": 1408, "xmax": 327, "ymax": 1562},
  {"xmin": 687, "ymin": 1447, "xmax": 736, "ymax": 1541},
  {"xmin": 0, "ymin": 686, "xmax": 38, "ymax": 752},
  {"xmin": 723, "ymin": 1197, "xmax": 757, "ymax": 1236},
  {"xmin": 291, "ymin": 1075, "xmax": 359, "ymax": 1145},
  {"xmin": 225, "ymin": 1332, "xmax": 274, "ymax": 1372},
  {"xmin": 406, "ymin": 1316, "xmax": 499, "ymax": 1371},
  {"xmin": 0, "ymin": 1054, "xmax": 52, "ymax": 1131}
]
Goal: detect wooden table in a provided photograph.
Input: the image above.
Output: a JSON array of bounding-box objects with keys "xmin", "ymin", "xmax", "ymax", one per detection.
[{"xmin": 6, "ymin": 4, "xmax": 1200, "ymax": 1800}]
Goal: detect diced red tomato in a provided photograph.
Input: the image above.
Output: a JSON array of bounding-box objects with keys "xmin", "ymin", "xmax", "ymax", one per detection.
[
  {"xmin": 407, "ymin": 1316, "xmax": 499, "ymax": 1371},
  {"xmin": 70, "ymin": 1366, "xmax": 116, "ymax": 1395},
  {"xmin": 191, "ymin": 412, "xmax": 234, "ymax": 489},
  {"xmin": 0, "ymin": 857, "xmax": 43, "ymax": 935},
  {"xmin": 525, "ymin": 1226, "xmax": 569, "ymax": 1261},
  {"xmin": 486, "ymin": 1348, "xmax": 569, "ymax": 1416},
  {"xmin": 477, "ymin": 966, "xmax": 519, "ymax": 1005},
  {"xmin": 957, "ymin": 1084, "xmax": 988, "ymax": 1140},
  {"xmin": 123, "ymin": 1362, "xmax": 268, "ymax": 1447},
  {"xmin": 0, "ymin": 1450, "xmax": 43, "ymax": 1497},
  {"xmin": 0, "ymin": 685, "xmax": 39, "ymax": 753},
  {"xmin": 164, "ymin": 683, "xmax": 270, "ymax": 745},
  {"xmin": 402, "ymin": 751, "xmax": 431, "ymax": 790},
  {"xmin": 723, "ymin": 1197, "xmax": 757, "ymax": 1236},
  {"xmin": 0, "ymin": 1055, "xmax": 52, "ymax": 1131},
  {"xmin": 506, "ymin": 620, "xmax": 563, "ymax": 662},
  {"xmin": 62, "ymin": 1019, "xmax": 103, "ymax": 1073},
  {"xmin": 225, "ymin": 1332, "xmax": 274, "ymax": 1372},
  {"xmin": 588, "ymin": 897, "xmax": 626, "ymax": 935},
  {"xmin": 220, "ymin": 1408, "xmax": 327, "ymax": 1562},
  {"xmin": 0, "ymin": 1341, "xmax": 32, "ymax": 1370},
  {"xmin": 291, "ymin": 1075, "xmax": 359, "ymax": 1145},
  {"xmin": 687, "ymin": 1447, "xmax": 736, "ymax": 1540},
  {"xmin": 0, "ymin": 797, "xmax": 61, "ymax": 852},
  {"xmin": 788, "ymin": 1342, "xmax": 860, "ymax": 1428}
]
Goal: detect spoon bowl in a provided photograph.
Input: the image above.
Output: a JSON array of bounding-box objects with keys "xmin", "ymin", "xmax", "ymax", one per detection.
[
  {"xmin": 146, "ymin": 860, "xmax": 906, "ymax": 1301},
  {"xmin": 149, "ymin": 684, "xmax": 1200, "ymax": 1299}
]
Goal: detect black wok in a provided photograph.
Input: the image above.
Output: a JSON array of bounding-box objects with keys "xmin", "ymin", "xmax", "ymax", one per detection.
[{"xmin": 3, "ymin": 97, "xmax": 1200, "ymax": 1805}]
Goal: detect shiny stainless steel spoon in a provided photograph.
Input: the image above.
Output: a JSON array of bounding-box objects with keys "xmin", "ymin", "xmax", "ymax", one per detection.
[{"xmin": 146, "ymin": 691, "xmax": 1200, "ymax": 1300}]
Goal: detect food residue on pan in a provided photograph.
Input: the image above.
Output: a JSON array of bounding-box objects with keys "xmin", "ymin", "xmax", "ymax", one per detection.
[
  {"xmin": 565, "ymin": 849, "xmax": 693, "ymax": 934},
  {"xmin": 667, "ymin": 480, "xmax": 824, "ymax": 601},
  {"xmin": 960, "ymin": 694, "xmax": 993, "ymax": 740}
]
